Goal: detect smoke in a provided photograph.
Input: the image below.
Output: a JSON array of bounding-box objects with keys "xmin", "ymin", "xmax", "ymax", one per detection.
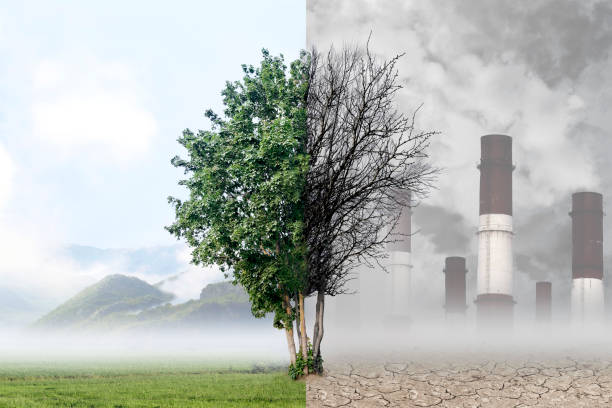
[
  {"xmin": 308, "ymin": 0, "xmax": 612, "ymax": 323},
  {"xmin": 413, "ymin": 204, "xmax": 472, "ymax": 254},
  {"xmin": 446, "ymin": 0, "xmax": 612, "ymax": 86}
]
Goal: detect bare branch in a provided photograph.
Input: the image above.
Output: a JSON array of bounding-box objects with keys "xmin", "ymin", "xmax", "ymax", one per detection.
[{"xmin": 305, "ymin": 43, "xmax": 439, "ymax": 297}]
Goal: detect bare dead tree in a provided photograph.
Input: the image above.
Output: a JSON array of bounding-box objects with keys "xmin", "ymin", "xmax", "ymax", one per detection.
[{"xmin": 305, "ymin": 43, "xmax": 438, "ymax": 372}]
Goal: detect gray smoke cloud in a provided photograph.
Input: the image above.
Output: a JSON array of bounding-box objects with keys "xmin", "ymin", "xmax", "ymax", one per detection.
[
  {"xmin": 308, "ymin": 0, "xmax": 612, "ymax": 322},
  {"xmin": 413, "ymin": 204, "xmax": 471, "ymax": 254}
]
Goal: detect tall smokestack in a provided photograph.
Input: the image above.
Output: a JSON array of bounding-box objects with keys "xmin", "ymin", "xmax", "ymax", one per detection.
[
  {"xmin": 387, "ymin": 190, "xmax": 412, "ymax": 322},
  {"xmin": 535, "ymin": 281, "xmax": 552, "ymax": 323},
  {"xmin": 444, "ymin": 256, "xmax": 468, "ymax": 316},
  {"xmin": 475, "ymin": 134, "xmax": 515, "ymax": 327},
  {"xmin": 570, "ymin": 192, "xmax": 604, "ymax": 326}
]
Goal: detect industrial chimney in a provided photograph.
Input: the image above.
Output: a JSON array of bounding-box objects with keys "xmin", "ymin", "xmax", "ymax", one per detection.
[
  {"xmin": 535, "ymin": 281, "xmax": 552, "ymax": 324},
  {"xmin": 570, "ymin": 192, "xmax": 604, "ymax": 326},
  {"xmin": 387, "ymin": 190, "xmax": 412, "ymax": 322},
  {"xmin": 444, "ymin": 256, "xmax": 468, "ymax": 316},
  {"xmin": 475, "ymin": 134, "xmax": 515, "ymax": 327}
]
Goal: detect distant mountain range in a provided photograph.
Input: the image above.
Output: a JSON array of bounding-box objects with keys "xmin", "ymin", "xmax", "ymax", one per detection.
[
  {"xmin": 35, "ymin": 274, "xmax": 174, "ymax": 328},
  {"xmin": 34, "ymin": 274, "xmax": 268, "ymax": 331}
]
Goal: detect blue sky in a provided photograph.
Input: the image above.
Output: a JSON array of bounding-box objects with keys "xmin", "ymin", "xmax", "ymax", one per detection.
[
  {"xmin": 0, "ymin": 1, "xmax": 305, "ymax": 308},
  {"xmin": 0, "ymin": 0, "xmax": 305, "ymax": 248}
]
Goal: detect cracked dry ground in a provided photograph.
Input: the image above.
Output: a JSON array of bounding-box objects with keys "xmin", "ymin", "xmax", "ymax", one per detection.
[{"xmin": 307, "ymin": 354, "xmax": 612, "ymax": 407}]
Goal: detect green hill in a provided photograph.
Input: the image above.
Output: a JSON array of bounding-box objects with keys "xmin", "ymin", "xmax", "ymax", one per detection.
[
  {"xmin": 35, "ymin": 274, "xmax": 174, "ymax": 328},
  {"xmin": 121, "ymin": 281, "xmax": 260, "ymax": 329},
  {"xmin": 98, "ymin": 281, "xmax": 267, "ymax": 330},
  {"xmin": 34, "ymin": 277, "xmax": 268, "ymax": 331},
  {"xmin": 199, "ymin": 281, "xmax": 249, "ymax": 303}
]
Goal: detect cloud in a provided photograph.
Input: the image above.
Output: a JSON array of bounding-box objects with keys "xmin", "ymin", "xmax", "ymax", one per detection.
[
  {"xmin": 30, "ymin": 59, "xmax": 157, "ymax": 162},
  {"xmin": 157, "ymin": 247, "xmax": 226, "ymax": 303},
  {"xmin": 412, "ymin": 204, "xmax": 471, "ymax": 254},
  {"xmin": 64, "ymin": 243, "xmax": 227, "ymax": 304},
  {"xmin": 0, "ymin": 232, "xmax": 228, "ymax": 323},
  {"xmin": 445, "ymin": 0, "xmax": 612, "ymax": 86},
  {"xmin": 0, "ymin": 144, "xmax": 14, "ymax": 209},
  {"xmin": 0, "ymin": 221, "xmax": 117, "ymax": 317}
]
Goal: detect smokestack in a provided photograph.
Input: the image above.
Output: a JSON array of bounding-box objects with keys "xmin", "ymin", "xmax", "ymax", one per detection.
[
  {"xmin": 387, "ymin": 190, "xmax": 412, "ymax": 322},
  {"xmin": 570, "ymin": 192, "xmax": 604, "ymax": 326},
  {"xmin": 444, "ymin": 256, "xmax": 468, "ymax": 315},
  {"xmin": 535, "ymin": 281, "xmax": 552, "ymax": 323},
  {"xmin": 475, "ymin": 134, "xmax": 515, "ymax": 327}
]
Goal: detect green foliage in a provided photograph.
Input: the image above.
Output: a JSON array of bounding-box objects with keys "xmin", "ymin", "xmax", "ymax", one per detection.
[
  {"xmin": 288, "ymin": 342, "xmax": 319, "ymax": 379},
  {"xmin": 312, "ymin": 352, "xmax": 324, "ymax": 375},
  {"xmin": 167, "ymin": 49, "xmax": 310, "ymax": 329}
]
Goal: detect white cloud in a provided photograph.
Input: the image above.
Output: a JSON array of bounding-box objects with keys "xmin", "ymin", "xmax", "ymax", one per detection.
[
  {"xmin": 0, "ymin": 144, "xmax": 14, "ymax": 209},
  {"xmin": 158, "ymin": 247, "xmax": 226, "ymax": 303},
  {"xmin": 30, "ymin": 59, "xmax": 157, "ymax": 162},
  {"xmin": 0, "ymin": 220, "xmax": 116, "ymax": 316}
]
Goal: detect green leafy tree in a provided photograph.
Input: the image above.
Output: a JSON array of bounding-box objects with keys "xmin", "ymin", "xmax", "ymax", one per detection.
[{"xmin": 167, "ymin": 50, "xmax": 309, "ymax": 366}]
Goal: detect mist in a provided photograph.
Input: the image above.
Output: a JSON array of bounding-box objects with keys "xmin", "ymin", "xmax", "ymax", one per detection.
[{"xmin": 0, "ymin": 327, "xmax": 287, "ymax": 363}]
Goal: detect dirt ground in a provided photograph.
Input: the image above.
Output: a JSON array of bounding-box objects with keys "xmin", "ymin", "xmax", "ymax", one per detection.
[{"xmin": 306, "ymin": 352, "xmax": 612, "ymax": 407}]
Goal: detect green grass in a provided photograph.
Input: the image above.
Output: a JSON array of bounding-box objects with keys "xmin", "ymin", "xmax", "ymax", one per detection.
[{"xmin": 0, "ymin": 358, "xmax": 305, "ymax": 407}]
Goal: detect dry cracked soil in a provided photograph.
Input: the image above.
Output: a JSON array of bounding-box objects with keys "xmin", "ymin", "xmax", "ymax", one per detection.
[{"xmin": 306, "ymin": 352, "xmax": 612, "ymax": 407}]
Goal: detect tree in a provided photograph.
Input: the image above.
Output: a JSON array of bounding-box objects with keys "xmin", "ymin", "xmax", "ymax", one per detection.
[
  {"xmin": 304, "ymin": 43, "xmax": 438, "ymax": 373},
  {"xmin": 166, "ymin": 50, "xmax": 310, "ymax": 368}
]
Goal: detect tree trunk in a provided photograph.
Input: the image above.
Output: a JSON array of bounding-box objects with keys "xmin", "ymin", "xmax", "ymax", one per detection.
[
  {"xmin": 312, "ymin": 290, "xmax": 325, "ymax": 374},
  {"xmin": 295, "ymin": 311, "xmax": 302, "ymax": 352},
  {"xmin": 284, "ymin": 295, "xmax": 297, "ymax": 365},
  {"xmin": 295, "ymin": 294, "xmax": 302, "ymax": 353},
  {"xmin": 298, "ymin": 292, "xmax": 308, "ymax": 375},
  {"xmin": 285, "ymin": 327, "xmax": 297, "ymax": 365}
]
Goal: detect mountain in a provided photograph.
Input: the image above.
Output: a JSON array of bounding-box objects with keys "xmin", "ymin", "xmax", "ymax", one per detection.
[
  {"xmin": 199, "ymin": 281, "xmax": 249, "ymax": 303},
  {"xmin": 123, "ymin": 281, "xmax": 262, "ymax": 329},
  {"xmin": 65, "ymin": 244, "xmax": 225, "ymax": 303},
  {"xmin": 35, "ymin": 274, "xmax": 174, "ymax": 328},
  {"xmin": 33, "ymin": 277, "xmax": 268, "ymax": 331}
]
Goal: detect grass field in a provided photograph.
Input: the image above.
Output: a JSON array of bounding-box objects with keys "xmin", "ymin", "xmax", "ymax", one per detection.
[{"xmin": 0, "ymin": 357, "xmax": 305, "ymax": 407}]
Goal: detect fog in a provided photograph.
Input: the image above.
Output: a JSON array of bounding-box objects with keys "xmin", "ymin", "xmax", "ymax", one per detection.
[
  {"xmin": 309, "ymin": 260, "xmax": 612, "ymax": 359},
  {"xmin": 0, "ymin": 327, "xmax": 288, "ymax": 363}
]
